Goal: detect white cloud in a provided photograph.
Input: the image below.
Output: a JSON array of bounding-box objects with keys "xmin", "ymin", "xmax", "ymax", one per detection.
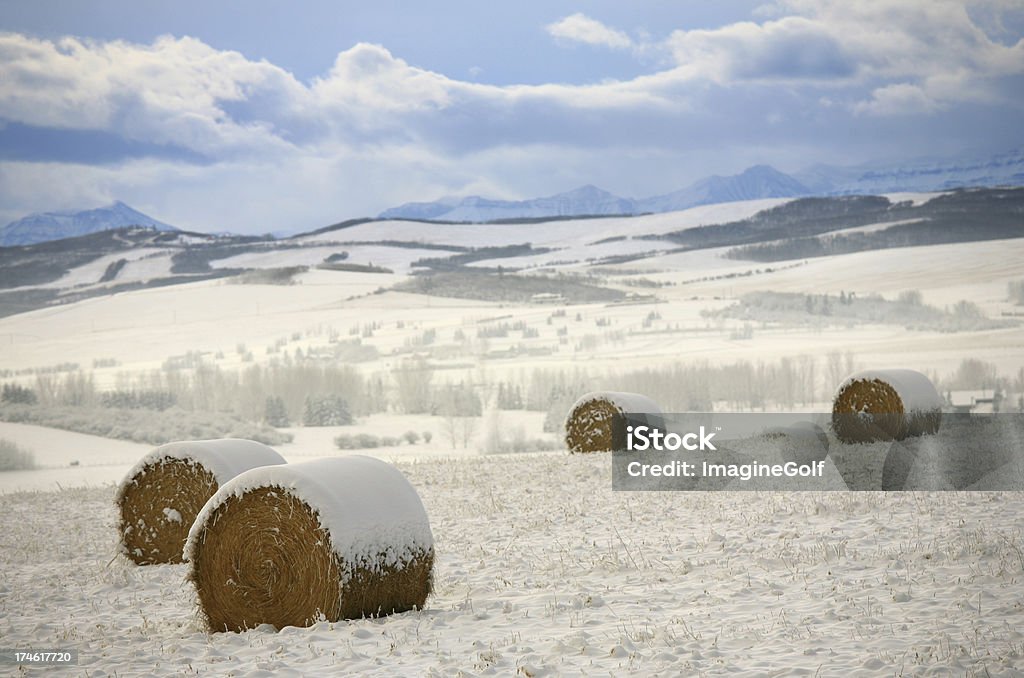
[
  {"xmin": 853, "ymin": 83, "xmax": 941, "ymax": 116},
  {"xmin": 664, "ymin": 0, "xmax": 1024, "ymax": 114},
  {"xmin": 545, "ymin": 13, "xmax": 633, "ymax": 50},
  {"xmin": 668, "ymin": 17, "xmax": 856, "ymax": 83},
  {"xmin": 0, "ymin": 1, "xmax": 1022, "ymax": 231}
]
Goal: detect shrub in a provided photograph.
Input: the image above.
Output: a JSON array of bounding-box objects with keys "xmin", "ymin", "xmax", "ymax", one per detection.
[
  {"xmin": 437, "ymin": 383, "xmax": 482, "ymax": 417},
  {"xmin": 403, "ymin": 430, "xmax": 420, "ymax": 445},
  {"xmin": 100, "ymin": 390, "xmax": 176, "ymax": 411},
  {"xmin": 1, "ymin": 383, "xmax": 37, "ymax": 405},
  {"xmin": 0, "ymin": 438, "xmax": 36, "ymax": 471},
  {"xmin": 0, "ymin": 404, "xmax": 291, "ymax": 446},
  {"xmin": 334, "ymin": 433, "xmax": 384, "ymax": 450},
  {"xmin": 302, "ymin": 394, "xmax": 353, "ymax": 426},
  {"xmin": 264, "ymin": 395, "xmax": 290, "ymax": 427}
]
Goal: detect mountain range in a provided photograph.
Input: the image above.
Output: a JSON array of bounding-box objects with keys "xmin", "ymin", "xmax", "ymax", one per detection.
[
  {"xmin": 0, "ymin": 201, "xmax": 177, "ymax": 247},
  {"xmin": 3, "ymin": 149, "xmax": 1023, "ymax": 246},
  {"xmin": 379, "ymin": 166, "xmax": 807, "ymax": 222},
  {"xmin": 380, "ymin": 150, "xmax": 1024, "ymax": 223}
]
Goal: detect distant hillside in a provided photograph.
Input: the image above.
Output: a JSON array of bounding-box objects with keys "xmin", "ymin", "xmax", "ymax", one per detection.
[
  {"xmin": 2, "ymin": 188, "xmax": 1020, "ymax": 319},
  {"xmin": 796, "ymin": 149, "xmax": 1024, "ymax": 194},
  {"xmin": 381, "ymin": 185, "xmax": 638, "ymax": 222},
  {"xmin": 0, "ymin": 201, "xmax": 177, "ymax": 246}
]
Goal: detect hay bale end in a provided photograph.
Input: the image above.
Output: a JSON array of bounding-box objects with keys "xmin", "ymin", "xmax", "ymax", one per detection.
[
  {"xmin": 185, "ymin": 455, "xmax": 434, "ymax": 633},
  {"xmin": 564, "ymin": 391, "xmax": 662, "ymax": 453},
  {"xmin": 116, "ymin": 439, "xmax": 285, "ymax": 565},
  {"xmin": 832, "ymin": 369, "xmax": 943, "ymax": 444}
]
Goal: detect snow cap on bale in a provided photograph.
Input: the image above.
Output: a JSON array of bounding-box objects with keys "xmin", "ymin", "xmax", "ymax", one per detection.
[
  {"xmin": 116, "ymin": 439, "xmax": 285, "ymax": 565},
  {"xmin": 185, "ymin": 455, "xmax": 434, "ymax": 633},
  {"xmin": 832, "ymin": 369, "xmax": 943, "ymax": 443},
  {"xmin": 564, "ymin": 391, "xmax": 662, "ymax": 453}
]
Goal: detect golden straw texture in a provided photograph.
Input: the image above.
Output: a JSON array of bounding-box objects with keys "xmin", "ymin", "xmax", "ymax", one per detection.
[
  {"xmin": 189, "ymin": 486, "xmax": 433, "ymax": 633},
  {"xmin": 118, "ymin": 458, "xmax": 219, "ymax": 565}
]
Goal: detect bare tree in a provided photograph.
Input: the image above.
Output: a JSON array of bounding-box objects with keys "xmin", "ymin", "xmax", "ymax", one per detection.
[{"xmin": 393, "ymin": 358, "xmax": 434, "ymax": 414}]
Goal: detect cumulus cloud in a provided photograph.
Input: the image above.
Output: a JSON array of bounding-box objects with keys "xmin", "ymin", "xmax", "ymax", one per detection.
[
  {"xmin": 0, "ymin": 33, "xmax": 306, "ymax": 157},
  {"xmin": 666, "ymin": 0, "xmax": 1024, "ymax": 113},
  {"xmin": 545, "ymin": 13, "xmax": 633, "ymax": 50},
  {"xmin": 668, "ymin": 17, "xmax": 857, "ymax": 82},
  {"xmin": 853, "ymin": 83, "xmax": 942, "ymax": 116}
]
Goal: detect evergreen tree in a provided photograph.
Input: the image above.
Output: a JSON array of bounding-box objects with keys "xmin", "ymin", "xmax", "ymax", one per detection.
[{"xmin": 264, "ymin": 395, "xmax": 290, "ymax": 427}]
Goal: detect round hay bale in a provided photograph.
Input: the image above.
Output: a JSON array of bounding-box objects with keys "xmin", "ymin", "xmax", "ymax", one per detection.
[
  {"xmin": 185, "ymin": 455, "xmax": 434, "ymax": 633},
  {"xmin": 564, "ymin": 391, "xmax": 662, "ymax": 454},
  {"xmin": 117, "ymin": 439, "xmax": 285, "ymax": 565},
  {"xmin": 831, "ymin": 369, "xmax": 943, "ymax": 444}
]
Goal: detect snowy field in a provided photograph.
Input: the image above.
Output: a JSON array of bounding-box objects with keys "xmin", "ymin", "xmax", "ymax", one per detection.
[
  {"xmin": 2, "ymin": 454, "xmax": 1023, "ymax": 676},
  {"xmin": 1, "ymin": 196, "xmax": 1023, "ymax": 674}
]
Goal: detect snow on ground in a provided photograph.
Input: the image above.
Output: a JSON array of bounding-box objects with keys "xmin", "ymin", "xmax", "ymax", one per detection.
[
  {"xmin": 210, "ymin": 244, "xmax": 458, "ymax": 275},
  {"xmin": 687, "ymin": 237, "xmax": 1024, "ymax": 313},
  {"xmin": 0, "ymin": 422, "xmax": 151, "ymax": 494},
  {"xmin": 598, "ymin": 244, "xmax": 754, "ymax": 276},
  {"xmin": 0, "ymin": 411, "xmax": 553, "ymax": 494},
  {"xmin": 1, "ymin": 453, "xmax": 1022, "ymax": 676},
  {"xmin": 1, "ymin": 237, "xmax": 1021, "ymax": 393},
  {"xmin": 470, "ymin": 239, "xmax": 675, "ymax": 271},
  {"xmin": 115, "ymin": 252, "xmax": 175, "ymax": 283},
  {"xmin": 16, "ymin": 248, "xmax": 171, "ymax": 291},
  {"xmin": 1, "ymin": 192, "xmax": 1021, "ymax": 674},
  {"xmin": 828, "ymin": 217, "xmax": 926, "ymax": 236},
  {"xmin": 296, "ymin": 199, "xmax": 792, "ymax": 250},
  {"xmin": 0, "ymin": 272, "xmax": 409, "ymax": 374}
]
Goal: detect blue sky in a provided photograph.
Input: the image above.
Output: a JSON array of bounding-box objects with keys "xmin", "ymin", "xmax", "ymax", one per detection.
[{"xmin": 1, "ymin": 1, "xmax": 1022, "ymax": 233}]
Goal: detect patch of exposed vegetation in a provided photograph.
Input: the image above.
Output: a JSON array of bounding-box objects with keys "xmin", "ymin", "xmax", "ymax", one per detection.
[
  {"xmin": 169, "ymin": 238, "xmax": 281, "ymax": 273},
  {"xmin": 99, "ymin": 258, "xmax": 128, "ymax": 283},
  {"xmin": 411, "ymin": 243, "xmax": 554, "ymax": 271},
  {"xmin": 708, "ymin": 290, "xmax": 1016, "ymax": 332},
  {"xmin": 317, "ymin": 261, "xmax": 394, "ymax": 273},
  {"xmin": 394, "ymin": 270, "xmax": 625, "ymax": 303},
  {"xmin": 0, "ymin": 438, "xmax": 36, "ymax": 471},
  {"xmin": 231, "ymin": 266, "xmax": 308, "ymax": 285},
  {"xmin": 724, "ymin": 188, "xmax": 1024, "ymax": 262},
  {"xmin": 0, "ymin": 403, "xmax": 292, "ymax": 446}
]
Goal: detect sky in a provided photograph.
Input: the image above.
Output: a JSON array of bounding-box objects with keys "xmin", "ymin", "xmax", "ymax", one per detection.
[{"xmin": 1, "ymin": 0, "xmax": 1022, "ymax": 234}]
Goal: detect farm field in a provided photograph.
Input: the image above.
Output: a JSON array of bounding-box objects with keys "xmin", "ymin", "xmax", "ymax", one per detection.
[
  {"xmin": 2, "ymin": 455, "xmax": 1023, "ymax": 676},
  {"xmin": 1, "ymin": 197, "xmax": 1023, "ymax": 675}
]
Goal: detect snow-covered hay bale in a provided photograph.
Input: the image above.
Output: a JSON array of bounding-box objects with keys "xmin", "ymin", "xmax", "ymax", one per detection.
[
  {"xmin": 185, "ymin": 456, "xmax": 434, "ymax": 633},
  {"xmin": 564, "ymin": 391, "xmax": 662, "ymax": 454},
  {"xmin": 832, "ymin": 369, "xmax": 943, "ymax": 444},
  {"xmin": 117, "ymin": 439, "xmax": 285, "ymax": 565}
]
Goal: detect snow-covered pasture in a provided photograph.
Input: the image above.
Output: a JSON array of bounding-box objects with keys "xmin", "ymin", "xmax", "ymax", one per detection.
[{"xmin": 2, "ymin": 454, "xmax": 1023, "ymax": 676}]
